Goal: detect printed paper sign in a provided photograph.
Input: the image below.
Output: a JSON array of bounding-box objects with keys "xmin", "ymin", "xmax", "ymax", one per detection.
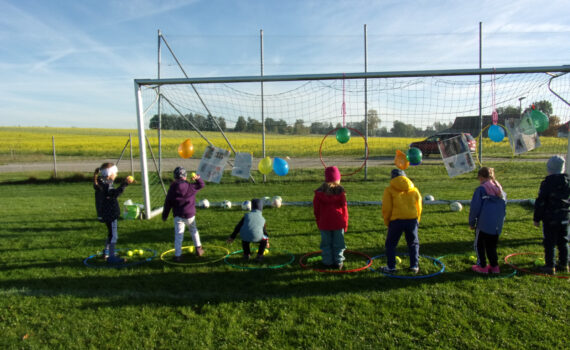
[
  {"xmin": 197, "ymin": 145, "xmax": 230, "ymax": 183},
  {"xmin": 438, "ymin": 134, "xmax": 476, "ymax": 178},
  {"xmin": 231, "ymin": 152, "xmax": 252, "ymax": 179},
  {"xmin": 505, "ymin": 115, "xmax": 541, "ymax": 155}
]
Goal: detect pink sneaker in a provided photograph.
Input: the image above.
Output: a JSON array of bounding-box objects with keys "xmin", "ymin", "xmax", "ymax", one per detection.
[
  {"xmin": 471, "ymin": 265, "xmax": 489, "ymax": 274},
  {"xmin": 488, "ymin": 265, "xmax": 500, "ymax": 274}
]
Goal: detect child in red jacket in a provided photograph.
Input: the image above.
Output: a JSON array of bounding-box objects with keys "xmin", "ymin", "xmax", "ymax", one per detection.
[{"xmin": 313, "ymin": 166, "xmax": 349, "ymax": 270}]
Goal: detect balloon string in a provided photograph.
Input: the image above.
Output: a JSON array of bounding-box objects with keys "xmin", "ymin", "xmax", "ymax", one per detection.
[
  {"xmin": 491, "ymin": 69, "xmax": 498, "ymax": 125},
  {"xmin": 342, "ymin": 73, "xmax": 346, "ymax": 127}
]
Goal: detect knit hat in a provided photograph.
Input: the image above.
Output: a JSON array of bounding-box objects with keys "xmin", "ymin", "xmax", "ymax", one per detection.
[
  {"xmin": 391, "ymin": 169, "xmax": 406, "ymax": 178},
  {"xmin": 547, "ymin": 155, "xmax": 565, "ymax": 174},
  {"xmin": 173, "ymin": 166, "xmax": 187, "ymax": 179},
  {"xmin": 100, "ymin": 165, "xmax": 118, "ymax": 178},
  {"xmin": 324, "ymin": 166, "xmax": 341, "ymax": 183}
]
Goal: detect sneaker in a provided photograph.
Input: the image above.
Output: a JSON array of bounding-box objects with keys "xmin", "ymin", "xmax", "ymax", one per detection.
[
  {"xmin": 555, "ymin": 265, "xmax": 569, "ymax": 273},
  {"xmin": 471, "ymin": 265, "xmax": 489, "ymax": 274},
  {"xmin": 173, "ymin": 255, "xmax": 183, "ymax": 263},
  {"xmin": 255, "ymin": 255, "xmax": 264, "ymax": 262},
  {"xmin": 409, "ymin": 267, "xmax": 419, "ymax": 274},
  {"xmin": 488, "ymin": 265, "xmax": 500, "ymax": 274},
  {"xmin": 196, "ymin": 246, "xmax": 205, "ymax": 257},
  {"xmin": 539, "ymin": 266, "xmax": 555, "ymax": 275},
  {"xmin": 380, "ymin": 266, "xmax": 397, "ymax": 273},
  {"xmin": 333, "ymin": 263, "xmax": 344, "ymax": 270},
  {"xmin": 107, "ymin": 256, "xmax": 126, "ymax": 264}
]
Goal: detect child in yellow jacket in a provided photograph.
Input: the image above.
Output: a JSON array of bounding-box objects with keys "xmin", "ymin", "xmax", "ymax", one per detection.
[{"xmin": 381, "ymin": 169, "xmax": 422, "ymax": 273}]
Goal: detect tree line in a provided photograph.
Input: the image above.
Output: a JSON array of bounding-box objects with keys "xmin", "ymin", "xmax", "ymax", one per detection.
[{"xmin": 149, "ymin": 101, "xmax": 561, "ymax": 137}]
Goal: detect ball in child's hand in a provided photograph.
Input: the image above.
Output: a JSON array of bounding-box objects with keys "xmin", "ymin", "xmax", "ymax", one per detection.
[
  {"xmin": 395, "ymin": 256, "xmax": 402, "ymax": 264},
  {"xmin": 126, "ymin": 175, "xmax": 134, "ymax": 183},
  {"xmin": 191, "ymin": 172, "xmax": 197, "ymax": 178}
]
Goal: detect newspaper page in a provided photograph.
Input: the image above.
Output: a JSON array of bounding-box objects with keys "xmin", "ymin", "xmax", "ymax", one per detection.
[
  {"xmin": 437, "ymin": 134, "xmax": 476, "ymax": 178},
  {"xmin": 197, "ymin": 145, "xmax": 231, "ymax": 183},
  {"xmin": 231, "ymin": 152, "xmax": 252, "ymax": 179},
  {"xmin": 505, "ymin": 115, "xmax": 541, "ymax": 155}
]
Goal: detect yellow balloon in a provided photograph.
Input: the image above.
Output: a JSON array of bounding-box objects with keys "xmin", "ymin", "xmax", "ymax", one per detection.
[
  {"xmin": 394, "ymin": 150, "xmax": 409, "ymax": 170},
  {"xmin": 177, "ymin": 139, "xmax": 194, "ymax": 159},
  {"xmin": 258, "ymin": 156, "xmax": 273, "ymax": 175}
]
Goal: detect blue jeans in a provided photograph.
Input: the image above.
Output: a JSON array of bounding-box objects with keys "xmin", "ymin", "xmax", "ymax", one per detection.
[
  {"xmin": 385, "ymin": 219, "xmax": 419, "ymax": 269},
  {"xmin": 320, "ymin": 229, "xmax": 346, "ymax": 265},
  {"xmin": 543, "ymin": 223, "xmax": 569, "ymax": 268}
]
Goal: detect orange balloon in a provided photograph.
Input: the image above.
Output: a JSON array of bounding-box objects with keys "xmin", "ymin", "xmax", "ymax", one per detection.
[
  {"xmin": 394, "ymin": 150, "xmax": 409, "ymax": 170},
  {"xmin": 177, "ymin": 139, "xmax": 194, "ymax": 159}
]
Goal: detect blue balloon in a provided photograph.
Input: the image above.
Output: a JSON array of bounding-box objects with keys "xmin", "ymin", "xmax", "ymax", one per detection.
[
  {"xmin": 272, "ymin": 157, "xmax": 289, "ymax": 176},
  {"xmin": 488, "ymin": 124, "xmax": 505, "ymax": 142}
]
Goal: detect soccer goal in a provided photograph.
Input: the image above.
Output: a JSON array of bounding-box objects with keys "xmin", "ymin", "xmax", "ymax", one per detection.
[{"xmin": 134, "ymin": 66, "xmax": 570, "ymax": 219}]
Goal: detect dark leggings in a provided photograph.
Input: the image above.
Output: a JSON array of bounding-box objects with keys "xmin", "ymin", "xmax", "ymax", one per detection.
[
  {"xmin": 475, "ymin": 230, "xmax": 499, "ymax": 267},
  {"xmin": 242, "ymin": 239, "xmax": 268, "ymax": 257}
]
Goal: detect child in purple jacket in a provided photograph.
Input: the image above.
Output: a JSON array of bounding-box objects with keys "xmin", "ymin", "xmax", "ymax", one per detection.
[{"xmin": 162, "ymin": 167, "xmax": 205, "ymax": 261}]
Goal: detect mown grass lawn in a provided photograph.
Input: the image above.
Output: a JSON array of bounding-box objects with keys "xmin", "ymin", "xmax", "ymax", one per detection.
[{"xmin": 0, "ymin": 163, "xmax": 568, "ymax": 349}]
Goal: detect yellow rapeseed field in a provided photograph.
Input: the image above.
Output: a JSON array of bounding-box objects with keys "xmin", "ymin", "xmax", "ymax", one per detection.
[{"xmin": 0, "ymin": 126, "xmax": 566, "ymax": 160}]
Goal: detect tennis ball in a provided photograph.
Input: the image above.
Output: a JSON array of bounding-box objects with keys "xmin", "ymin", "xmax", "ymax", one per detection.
[
  {"xmin": 395, "ymin": 256, "xmax": 402, "ymax": 264},
  {"xmin": 127, "ymin": 250, "xmax": 133, "ymax": 257},
  {"xmin": 138, "ymin": 249, "xmax": 144, "ymax": 256},
  {"xmin": 191, "ymin": 172, "xmax": 197, "ymax": 178},
  {"xmin": 188, "ymin": 246, "xmax": 195, "ymax": 253},
  {"xmin": 534, "ymin": 258, "xmax": 544, "ymax": 266},
  {"xmin": 126, "ymin": 175, "xmax": 134, "ymax": 182},
  {"xmin": 263, "ymin": 249, "xmax": 269, "ymax": 255},
  {"xmin": 469, "ymin": 255, "xmax": 477, "ymax": 263}
]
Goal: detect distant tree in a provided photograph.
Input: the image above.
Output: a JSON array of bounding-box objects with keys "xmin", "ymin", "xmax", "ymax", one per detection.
[
  {"xmin": 246, "ymin": 117, "xmax": 262, "ymax": 132},
  {"xmin": 375, "ymin": 127, "xmax": 389, "ymax": 137},
  {"xmin": 367, "ymin": 109, "xmax": 381, "ymax": 133},
  {"xmin": 391, "ymin": 120, "xmax": 420, "ymax": 137},
  {"xmin": 497, "ymin": 106, "xmax": 521, "ymax": 118},
  {"xmin": 293, "ymin": 119, "xmax": 310, "ymax": 135},
  {"xmin": 234, "ymin": 116, "xmax": 247, "ymax": 132},
  {"xmin": 541, "ymin": 115, "xmax": 561, "ymax": 137},
  {"xmin": 310, "ymin": 121, "xmax": 333, "ymax": 134}
]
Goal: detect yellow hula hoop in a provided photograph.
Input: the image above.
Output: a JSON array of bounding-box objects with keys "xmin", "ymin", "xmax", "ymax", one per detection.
[{"xmin": 160, "ymin": 245, "xmax": 230, "ymax": 266}]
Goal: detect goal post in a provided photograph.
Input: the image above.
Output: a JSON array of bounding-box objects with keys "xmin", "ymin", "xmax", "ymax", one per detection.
[{"xmin": 134, "ymin": 65, "xmax": 570, "ymax": 219}]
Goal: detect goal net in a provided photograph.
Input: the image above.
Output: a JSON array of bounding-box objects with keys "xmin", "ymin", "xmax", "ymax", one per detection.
[{"xmin": 135, "ymin": 68, "xmax": 570, "ymax": 218}]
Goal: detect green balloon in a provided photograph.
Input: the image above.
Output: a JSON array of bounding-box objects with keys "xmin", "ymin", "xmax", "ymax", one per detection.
[
  {"xmin": 406, "ymin": 147, "xmax": 423, "ymax": 165},
  {"xmin": 336, "ymin": 127, "xmax": 351, "ymax": 144},
  {"xmin": 530, "ymin": 110, "xmax": 549, "ymax": 132}
]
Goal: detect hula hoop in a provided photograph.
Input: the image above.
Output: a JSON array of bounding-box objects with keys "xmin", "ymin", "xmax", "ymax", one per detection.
[
  {"xmin": 504, "ymin": 252, "xmax": 569, "ymax": 279},
  {"xmin": 83, "ymin": 247, "xmax": 157, "ymax": 269},
  {"xmin": 369, "ymin": 253, "xmax": 445, "ymax": 279},
  {"xmin": 319, "ymin": 127, "xmax": 369, "ymax": 177},
  {"xmin": 224, "ymin": 248, "xmax": 295, "ymax": 270},
  {"xmin": 299, "ymin": 250, "xmax": 372, "ymax": 274},
  {"xmin": 436, "ymin": 254, "xmax": 516, "ymax": 279},
  {"xmin": 161, "ymin": 245, "xmax": 230, "ymax": 266}
]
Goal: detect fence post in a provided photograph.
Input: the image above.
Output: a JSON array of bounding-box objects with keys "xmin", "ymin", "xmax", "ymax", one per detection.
[{"xmin": 52, "ymin": 136, "xmax": 57, "ymax": 178}]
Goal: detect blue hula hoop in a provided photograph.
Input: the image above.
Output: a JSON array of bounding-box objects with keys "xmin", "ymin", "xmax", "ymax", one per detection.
[
  {"xmin": 224, "ymin": 248, "xmax": 295, "ymax": 270},
  {"xmin": 369, "ymin": 253, "xmax": 445, "ymax": 279},
  {"xmin": 83, "ymin": 247, "xmax": 157, "ymax": 269}
]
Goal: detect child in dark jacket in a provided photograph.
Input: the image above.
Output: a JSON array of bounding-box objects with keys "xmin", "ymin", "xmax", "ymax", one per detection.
[
  {"xmin": 226, "ymin": 199, "xmax": 269, "ymax": 261},
  {"xmin": 313, "ymin": 166, "xmax": 348, "ymax": 270},
  {"xmin": 469, "ymin": 167, "xmax": 506, "ymax": 274},
  {"xmin": 162, "ymin": 166, "xmax": 205, "ymax": 261},
  {"xmin": 93, "ymin": 162, "xmax": 133, "ymax": 263},
  {"xmin": 533, "ymin": 155, "xmax": 570, "ymax": 274}
]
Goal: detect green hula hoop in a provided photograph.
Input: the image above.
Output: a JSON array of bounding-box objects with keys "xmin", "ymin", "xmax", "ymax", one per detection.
[
  {"xmin": 161, "ymin": 245, "xmax": 230, "ymax": 266},
  {"xmin": 436, "ymin": 254, "xmax": 516, "ymax": 279},
  {"xmin": 224, "ymin": 248, "xmax": 295, "ymax": 270}
]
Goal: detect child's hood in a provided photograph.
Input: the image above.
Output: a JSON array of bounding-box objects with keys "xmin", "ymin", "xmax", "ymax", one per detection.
[
  {"xmin": 481, "ymin": 179, "xmax": 503, "ymax": 198},
  {"xmin": 251, "ymin": 198, "xmax": 263, "ymax": 212},
  {"xmin": 314, "ymin": 188, "xmax": 345, "ymax": 204},
  {"xmin": 389, "ymin": 176, "xmax": 415, "ymax": 192}
]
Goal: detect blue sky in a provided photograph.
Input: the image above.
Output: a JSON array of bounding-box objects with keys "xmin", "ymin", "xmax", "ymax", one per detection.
[{"xmin": 1, "ymin": 0, "xmax": 569, "ymax": 129}]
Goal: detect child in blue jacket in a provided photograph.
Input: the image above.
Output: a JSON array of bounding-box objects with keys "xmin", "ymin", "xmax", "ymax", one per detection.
[
  {"xmin": 469, "ymin": 167, "xmax": 506, "ymax": 274},
  {"xmin": 226, "ymin": 199, "xmax": 269, "ymax": 261}
]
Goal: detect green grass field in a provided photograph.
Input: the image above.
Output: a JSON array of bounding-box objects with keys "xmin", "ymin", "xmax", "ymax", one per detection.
[{"xmin": 0, "ymin": 162, "xmax": 568, "ymax": 349}]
